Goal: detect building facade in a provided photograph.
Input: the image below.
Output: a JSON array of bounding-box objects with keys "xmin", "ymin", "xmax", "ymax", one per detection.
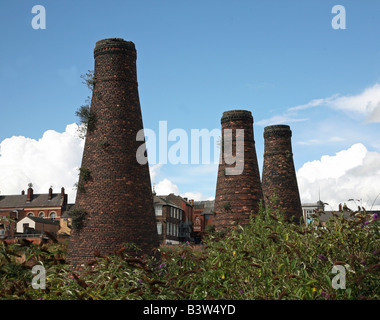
[
  {"xmin": 301, "ymin": 200, "xmax": 325, "ymax": 224},
  {"xmin": 154, "ymin": 195, "xmax": 185, "ymax": 244},
  {"xmin": 0, "ymin": 187, "xmax": 68, "ymax": 240},
  {"xmin": 193, "ymin": 200, "xmax": 215, "ymax": 242}
]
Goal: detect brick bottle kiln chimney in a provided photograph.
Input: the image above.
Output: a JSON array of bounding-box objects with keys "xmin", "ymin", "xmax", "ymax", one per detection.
[
  {"xmin": 262, "ymin": 125, "xmax": 302, "ymax": 222},
  {"xmin": 213, "ymin": 110, "xmax": 263, "ymax": 229},
  {"xmin": 67, "ymin": 38, "xmax": 159, "ymax": 267}
]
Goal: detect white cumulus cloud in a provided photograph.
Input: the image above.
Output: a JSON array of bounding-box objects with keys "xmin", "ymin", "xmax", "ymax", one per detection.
[
  {"xmin": 154, "ymin": 178, "xmax": 180, "ymax": 195},
  {"xmin": 0, "ymin": 123, "xmax": 84, "ymax": 203},
  {"xmin": 297, "ymin": 143, "xmax": 380, "ymax": 210}
]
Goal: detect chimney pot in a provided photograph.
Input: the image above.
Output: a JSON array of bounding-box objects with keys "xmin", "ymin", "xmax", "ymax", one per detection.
[
  {"xmin": 27, "ymin": 187, "xmax": 33, "ymax": 202},
  {"xmin": 21, "ymin": 190, "xmax": 25, "ymax": 195}
]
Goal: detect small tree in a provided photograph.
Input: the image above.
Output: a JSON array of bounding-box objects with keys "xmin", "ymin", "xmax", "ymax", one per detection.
[{"xmin": 76, "ymin": 70, "xmax": 97, "ymax": 139}]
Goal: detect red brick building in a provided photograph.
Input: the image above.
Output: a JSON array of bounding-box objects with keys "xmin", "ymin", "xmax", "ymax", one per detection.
[
  {"xmin": 156, "ymin": 194, "xmax": 215, "ymax": 244},
  {"xmin": 193, "ymin": 200, "xmax": 214, "ymax": 231},
  {"xmin": 159, "ymin": 194, "xmax": 195, "ymax": 243},
  {"xmin": 154, "ymin": 195, "xmax": 185, "ymax": 244},
  {"xmin": 0, "ymin": 187, "xmax": 68, "ymax": 240}
]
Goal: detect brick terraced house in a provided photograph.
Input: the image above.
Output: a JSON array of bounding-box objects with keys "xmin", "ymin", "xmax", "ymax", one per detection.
[
  {"xmin": 0, "ymin": 187, "xmax": 68, "ymax": 240},
  {"xmin": 154, "ymin": 194, "xmax": 186, "ymax": 245}
]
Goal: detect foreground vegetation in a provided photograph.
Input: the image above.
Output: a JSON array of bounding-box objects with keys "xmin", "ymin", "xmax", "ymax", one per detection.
[{"xmin": 0, "ymin": 207, "xmax": 379, "ymax": 300}]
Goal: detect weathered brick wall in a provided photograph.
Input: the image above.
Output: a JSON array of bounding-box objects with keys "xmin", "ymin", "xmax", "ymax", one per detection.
[
  {"xmin": 262, "ymin": 125, "xmax": 302, "ymax": 222},
  {"xmin": 213, "ymin": 110, "xmax": 264, "ymax": 229},
  {"xmin": 67, "ymin": 38, "xmax": 159, "ymax": 267}
]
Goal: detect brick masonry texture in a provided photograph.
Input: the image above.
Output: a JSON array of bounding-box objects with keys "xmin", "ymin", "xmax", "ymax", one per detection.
[
  {"xmin": 262, "ymin": 125, "xmax": 302, "ymax": 222},
  {"xmin": 67, "ymin": 38, "xmax": 159, "ymax": 267},
  {"xmin": 213, "ymin": 110, "xmax": 264, "ymax": 230}
]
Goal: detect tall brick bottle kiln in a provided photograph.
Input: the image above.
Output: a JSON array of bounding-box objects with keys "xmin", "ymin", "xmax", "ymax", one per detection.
[
  {"xmin": 67, "ymin": 38, "xmax": 159, "ymax": 267},
  {"xmin": 262, "ymin": 125, "xmax": 302, "ymax": 222},
  {"xmin": 213, "ymin": 110, "xmax": 263, "ymax": 229}
]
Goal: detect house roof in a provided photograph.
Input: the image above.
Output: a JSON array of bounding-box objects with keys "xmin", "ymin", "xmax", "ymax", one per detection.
[
  {"xmin": 316, "ymin": 210, "xmax": 352, "ymax": 223},
  {"xmin": 161, "ymin": 193, "xmax": 193, "ymax": 207},
  {"xmin": 194, "ymin": 200, "xmax": 214, "ymax": 215},
  {"xmin": 20, "ymin": 216, "xmax": 60, "ymax": 226},
  {"xmin": 0, "ymin": 193, "xmax": 65, "ymax": 209},
  {"xmin": 153, "ymin": 195, "xmax": 182, "ymax": 209},
  {"xmin": 153, "ymin": 195, "xmax": 168, "ymax": 206}
]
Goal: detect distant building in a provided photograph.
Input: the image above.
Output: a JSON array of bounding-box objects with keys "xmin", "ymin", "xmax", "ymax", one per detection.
[
  {"xmin": 301, "ymin": 200, "xmax": 325, "ymax": 224},
  {"xmin": 153, "ymin": 194, "xmax": 186, "ymax": 245},
  {"xmin": 159, "ymin": 193, "xmax": 194, "ymax": 243},
  {"xmin": 16, "ymin": 216, "xmax": 60, "ymax": 235},
  {"xmin": 0, "ymin": 187, "xmax": 69, "ymax": 240},
  {"xmin": 193, "ymin": 200, "xmax": 215, "ymax": 241}
]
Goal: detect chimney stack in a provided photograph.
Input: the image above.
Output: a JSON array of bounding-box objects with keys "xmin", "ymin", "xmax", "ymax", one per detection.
[
  {"xmin": 21, "ymin": 190, "xmax": 25, "ymax": 195},
  {"xmin": 67, "ymin": 38, "xmax": 159, "ymax": 267},
  {"xmin": 213, "ymin": 110, "xmax": 264, "ymax": 230},
  {"xmin": 262, "ymin": 125, "xmax": 302, "ymax": 223},
  {"xmin": 48, "ymin": 187, "xmax": 53, "ymax": 200},
  {"xmin": 27, "ymin": 187, "xmax": 33, "ymax": 202}
]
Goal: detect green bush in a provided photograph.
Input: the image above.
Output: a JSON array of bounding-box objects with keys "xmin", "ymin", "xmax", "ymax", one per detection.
[{"xmin": 0, "ymin": 207, "xmax": 378, "ymax": 300}]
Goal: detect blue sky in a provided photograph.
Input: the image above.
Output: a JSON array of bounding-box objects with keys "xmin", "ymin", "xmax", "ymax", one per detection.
[{"xmin": 1, "ymin": 1, "xmax": 380, "ymax": 209}]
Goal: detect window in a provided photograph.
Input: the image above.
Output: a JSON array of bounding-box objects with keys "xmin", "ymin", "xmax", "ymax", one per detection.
[
  {"xmin": 50, "ymin": 212, "xmax": 57, "ymax": 219},
  {"xmin": 157, "ymin": 222, "xmax": 162, "ymax": 235},
  {"xmin": 0, "ymin": 225, "xmax": 5, "ymax": 237},
  {"xmin": 27, "ymin": 212, "xmax": 34, "ymax": 217},
  {"xmin": 39, "ymin": 212, "xmax": 45, "ymax": 218},
  {"xmin": 306, "ymin": 210, "xmax": 313, "ymax": 217},
  {"xmin": 155, "ymin": 206, "xmax": 162, "ymax": 216},
  {"xmin": 170, "ymin": 207, "xmax": 173, "ymax": 218}
]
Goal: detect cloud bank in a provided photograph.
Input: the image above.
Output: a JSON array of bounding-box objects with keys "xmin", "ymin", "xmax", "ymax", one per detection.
[
  {"xmin": 1, "ymin": 125, "xmax": 379, "ymax": 209},
  {"xmin": 297, "ymin": 143, "xmax": 380, "ymax": 210},
  {"xmin": 0, "ymin": 124, "xmax": 84, "ymax": 203}
]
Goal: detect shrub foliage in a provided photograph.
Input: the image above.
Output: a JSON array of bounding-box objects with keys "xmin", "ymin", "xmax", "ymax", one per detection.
[{"xmin": 0, "ymin": 207, "xmax": 378, "ymax": 300}]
